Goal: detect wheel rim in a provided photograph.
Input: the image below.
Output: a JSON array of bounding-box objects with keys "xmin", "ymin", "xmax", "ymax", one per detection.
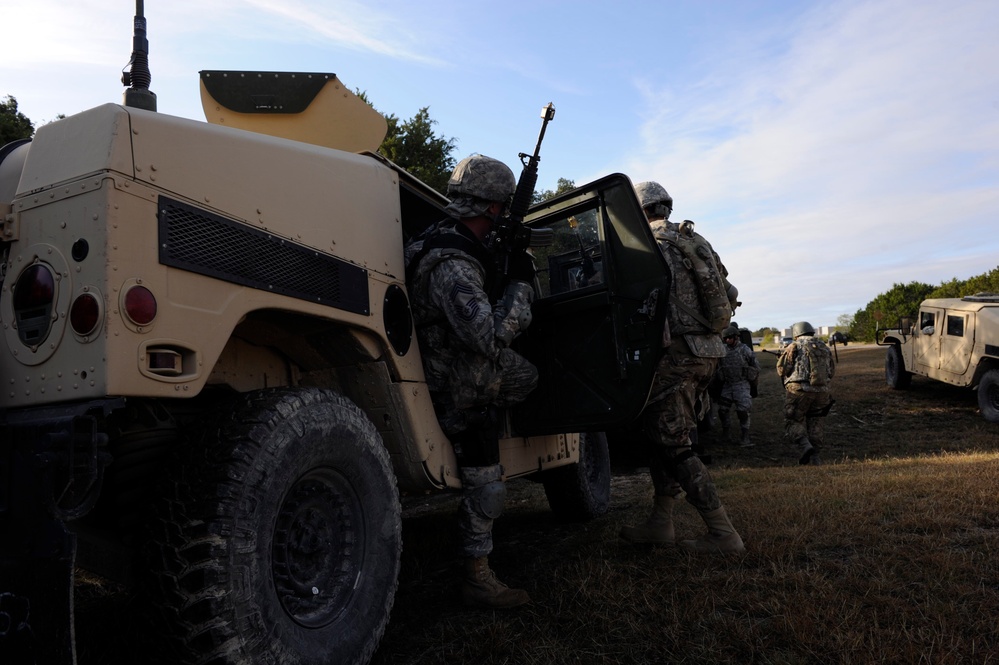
[{"xmin": 272, "ymin": 467, "xmax": 364, "ymax": 628}]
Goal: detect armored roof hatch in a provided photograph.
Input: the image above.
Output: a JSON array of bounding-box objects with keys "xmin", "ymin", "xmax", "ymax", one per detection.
[{"xmin": 199, "ymin": 70, "xmax": 388, "ymax": 153}]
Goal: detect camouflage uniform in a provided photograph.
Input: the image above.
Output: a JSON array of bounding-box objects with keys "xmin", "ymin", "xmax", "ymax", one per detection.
[
  {"xmin": 620, "ymin": 180, "xmax": 744, "ymax": 553},
  {"xmin": 777, "ymin": 331, "xmax": 834, "ymax": 465},
  {"xmin": 407, "ymin": 220, "xmax": 538, "ymax": 556},
  {"xmin": 642, "ymin": 219, "xmax": 729, "ymax": 512},
  {"xmin": 716, "ymin": 333, "xmax": 760, "ymax": 445}
]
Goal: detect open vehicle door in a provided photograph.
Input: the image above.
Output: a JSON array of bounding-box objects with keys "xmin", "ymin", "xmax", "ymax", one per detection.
[{"xmin": 513, "ymin": 174, "xmax": 670, "ymax": 434}]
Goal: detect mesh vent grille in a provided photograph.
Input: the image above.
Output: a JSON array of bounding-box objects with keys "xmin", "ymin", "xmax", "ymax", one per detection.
[{"xmin": 158, "ymin": 196, "xmax": 368, "ymax": 315}]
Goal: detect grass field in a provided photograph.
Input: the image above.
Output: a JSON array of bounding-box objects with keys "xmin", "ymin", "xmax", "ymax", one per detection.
[
  {"xmin": 369, "ymin": 346, "xmax": 999, "ymax": 665},
  {"xmin": 75, "ymin": 346, "xmax": 999, "ymax": 664}
]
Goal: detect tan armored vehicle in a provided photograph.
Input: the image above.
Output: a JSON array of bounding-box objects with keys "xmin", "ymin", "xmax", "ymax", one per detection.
[
  {"xmin": 878, "ymin": 293, "xmax": 999, "ymax": 422},
  {"xmin": 0, "ymin": 9, "xmax": 673, "ymax": 665}
]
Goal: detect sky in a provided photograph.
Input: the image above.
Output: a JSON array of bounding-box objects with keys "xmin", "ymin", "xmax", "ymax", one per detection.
[{"xmin": 3, "ymin": 0, "xmax": 998, "ymax": 333}]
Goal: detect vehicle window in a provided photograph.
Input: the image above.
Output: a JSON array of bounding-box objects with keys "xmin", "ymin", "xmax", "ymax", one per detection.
[
  {"xmin": 529, "ymin": 207, "xmax": 605, "ymax": 298},
  {"xmin": 920, "ymin": 311, "xmax": 935, "ymax": 329},
  {"xmin": 946, "ymin": 314, "xmax": 965, "ymax": 337}
]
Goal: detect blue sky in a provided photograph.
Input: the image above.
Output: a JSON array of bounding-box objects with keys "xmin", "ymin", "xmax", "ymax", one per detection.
[{"xmin": 3, "ymin": 0, "xmax": 998, "ymax": 333}]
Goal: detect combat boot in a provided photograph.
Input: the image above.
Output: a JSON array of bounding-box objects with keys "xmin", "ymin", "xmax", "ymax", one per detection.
[
  {"xmin": 739, "ymin": 427, "xmax": 754, "ymax": 448},
  {"xmin": 679, "ymin": 506, "xmax": 746, "ymax": 554},
  {"xmin": 797, "ymin": 437, "xmax": 819, "ymax": 465},
  {"xmin": 462, "ymin": 557, "xmax": 530, "ymax": 609},
  {"xmin": 619, "ymin": 495, "xmax": 675, "ymax": 544}
]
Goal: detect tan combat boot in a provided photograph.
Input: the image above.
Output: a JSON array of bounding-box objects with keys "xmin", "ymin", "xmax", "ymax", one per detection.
[
  {"xmin": 462, "ymin": 557, "xmax": 530, "ymax": 609},
  {"xmin": 679, "ymin": 506, "xmax": 746, "ymax": 554},
  {"xmin": 618, "ymin": 495, "xmax": 675, "ymax": 544}
]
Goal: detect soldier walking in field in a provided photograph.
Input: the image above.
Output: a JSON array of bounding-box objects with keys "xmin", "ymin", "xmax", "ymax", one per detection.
[
  {"xmin": 406, "ymin": 154, "xmax": 539, "ymax": 608},
  {"xmin": 618, "ymin": 181, "xmax": 746, "ymax": 554},
  {"xmin": 776, "ymin": 321, "xmax": 835, "ymax": 465},
  {"xmin": 716, "ymin": 324, "xmax": 760, "ymax": 447}
]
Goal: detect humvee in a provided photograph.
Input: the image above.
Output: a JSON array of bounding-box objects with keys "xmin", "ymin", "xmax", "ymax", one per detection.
[
  {"xmin": 0, "ymin": 8, "xmax": 673, "ymax": 664},
  {"xmin": 877, "ymin": 293, "xmax": 999, "ymax": 423}
]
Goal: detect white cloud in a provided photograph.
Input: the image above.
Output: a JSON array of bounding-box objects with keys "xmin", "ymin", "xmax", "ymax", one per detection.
[{"xmin": 623, "ymin": 0, "xmax": 999, "ymax": 329}]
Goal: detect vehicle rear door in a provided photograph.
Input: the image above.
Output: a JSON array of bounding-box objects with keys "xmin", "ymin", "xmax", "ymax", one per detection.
[
  {"xmin": 939, "ymin": 309, "xmax": 974, "ymax": 377},
  {"xmin": 512, "ymin": 174, "xmax": 669, "ymax": 435}
]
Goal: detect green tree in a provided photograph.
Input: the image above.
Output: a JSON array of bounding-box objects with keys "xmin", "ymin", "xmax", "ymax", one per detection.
[
  {"xmin": 1, "ymin": 95, "xmax": 34, "ymax": 144},
  {"xmin": 533, "ymin": 178, "xmax": 576, "ymax": 203},
  {"xmin": 378, "ymin": 107, "xmax": 457, "ymax": 196},
  {"xmin": 850, "ymin": 280, "xmax": 935, "ymax": 341},
  {"xmin": 927, "ymin": 267, "xmax": 999, "ymax": 299},
  {"xmin": 354, "ymin": 90, "xmax": 457, "ymax": 196}
]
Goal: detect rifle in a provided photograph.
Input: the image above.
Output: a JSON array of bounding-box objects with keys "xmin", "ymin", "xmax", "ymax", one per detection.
[
  {"xmin": 489, "ymin": 104, "xmax": 556, "ymax": 346},
  {"xmin": 490, "ymin": 103, "xmax": 556, "ymax": 290}
]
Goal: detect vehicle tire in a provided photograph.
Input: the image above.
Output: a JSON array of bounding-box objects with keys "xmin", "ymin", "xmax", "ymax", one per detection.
[
  {"xmin": 977, "ymin": 369, "xmax": 999, "ymax": 423},
  {"xmin": 540, "ymin": 431, "xmax": 611, "ymax": 521},
  {"xmin": 885, "ymin": 345, "xmax": 912, "ymax": 390},
  {"xmin": 145, "ymin": 388, "xmax": 401, "ymax": 665}
]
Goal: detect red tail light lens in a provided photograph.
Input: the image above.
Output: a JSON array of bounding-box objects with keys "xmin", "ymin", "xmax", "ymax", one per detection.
[
  {"xmin": 12, "ymin": 263, "xmax": 56, "ymax": 346},
  {"xmin": 70, "ymin": 293, "xmax": 101, "ymax": 336},
  {"xmin": 123, "ymin": 285, "xmax": 157, "ymax": 326}
]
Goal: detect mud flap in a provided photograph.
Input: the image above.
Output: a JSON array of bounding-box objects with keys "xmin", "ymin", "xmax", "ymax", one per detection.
[{"xmin": 0, "ymin": 524, "xmax": 77, "ymax": 665}]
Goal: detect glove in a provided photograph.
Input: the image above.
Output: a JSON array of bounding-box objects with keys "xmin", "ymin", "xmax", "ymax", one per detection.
[{"xmin": 507, "ymin": 250, "xmax": 536, "ymax": 283}]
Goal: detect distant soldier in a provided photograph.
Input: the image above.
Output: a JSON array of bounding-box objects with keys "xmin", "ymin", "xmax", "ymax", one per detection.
[
  {"xmin": 776, "ymin": 321, "xmax": 835, "ymax": 465},
  {"xmin": 716, "ymin": 324, "xmax": 760, "ymax": 447},
  {"xmin": 618, "ymin": 181, "xmax": 745, "ymax": 554},
  {"xmin": 406, "ymin": 154, "xmax": 538, "ymax": 608}
]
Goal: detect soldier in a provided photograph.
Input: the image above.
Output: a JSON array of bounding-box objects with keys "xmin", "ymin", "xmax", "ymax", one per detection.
[
  {"xmin": 618, "ymin": 181, "xmax": 745, "ymax": 554},
  {"xmin": 405, "ymin": 154, "xmax": 538, "ymax": 609},
  {"xmin": 716, "ymin": 324, "xmax": 760, "ymax": 447},
  {"xmin": 776, "ymin": 321, "xmax": 835, "ymax": 465}
]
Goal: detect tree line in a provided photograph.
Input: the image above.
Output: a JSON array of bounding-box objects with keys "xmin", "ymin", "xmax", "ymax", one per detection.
[{"xmin": 844, "ymin": 267, "xmax": 999, "ymax": 342}]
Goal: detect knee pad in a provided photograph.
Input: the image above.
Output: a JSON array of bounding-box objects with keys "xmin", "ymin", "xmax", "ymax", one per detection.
[{"xmin": 461, "ymin": 465, "xmax": 507, "ymax": 520}]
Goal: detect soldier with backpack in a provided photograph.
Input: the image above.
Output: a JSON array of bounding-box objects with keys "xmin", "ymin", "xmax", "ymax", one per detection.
[
  {"xmin": 776, "ymin": 321, "xmax": 835, "ymax": 465},
  {"xmin": 618, "ymin": 181, "xmax": 746, "ymax": 554}
]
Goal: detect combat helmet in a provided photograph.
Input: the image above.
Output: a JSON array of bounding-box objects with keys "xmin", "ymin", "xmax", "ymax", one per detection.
[
  {"xmin": 634, "ymin": 181, "xmax": 673, "ymax": 220},
  {"xmin": 447, "ymin": 155, "xmax": 516, "ymax": 204},
  {"xmin": 722, "ymin": 325, "xmax": 740, "ymax": 339},
  {"xmin": 791, "ymin": 321, "xmax": 815, "ymax": 338}
]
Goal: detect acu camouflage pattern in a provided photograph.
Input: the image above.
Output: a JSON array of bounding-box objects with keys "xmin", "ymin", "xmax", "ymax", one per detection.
[
  {"xmin": 777, "ymin": 336, "xmax": 835, "ymax": 448},
  {"xmin": 639, "ymin": 216, "xmax": 740, "ymax": 513},
  {"xmin": 445, "ymin": 155, "xmax": 516, "ymax": 219},
  {"xmin": 777, "ymin": 336, "xmax": 834, "ymax": 392},
  {"xmin": 406, "ymin": 221, "xmax": 538, "ymax": 431},
  {"xmin": 717, "ymin": 341, "xmax": 760, "ymax": 414},
  {"xmin": 649, "ymin": 219, "xmax": 733, "ymax": 353}
]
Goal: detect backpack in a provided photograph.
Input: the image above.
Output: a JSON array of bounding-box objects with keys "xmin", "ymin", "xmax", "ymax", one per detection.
[
  {"xmin": 802, "ymin": 338, "xmax": 832, "ymax": 387},
  {"xmin": 653, "ymin": 221, "xmax": 734, "ymax": 334}
]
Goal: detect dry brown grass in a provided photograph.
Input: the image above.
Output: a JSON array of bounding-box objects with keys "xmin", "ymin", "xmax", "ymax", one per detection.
[
  {"xmin": 75, "ymin": 347, "xmax": 999, "ymax": 664},
  {"xmin": 372, "ymin": 347, "xmax": 999, "ymax": 665}
]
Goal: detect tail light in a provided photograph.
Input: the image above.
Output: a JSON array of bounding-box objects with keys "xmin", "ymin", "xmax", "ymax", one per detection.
[
  {"xmin": 12, "ymin": 263, "xmax": 56, "ymax": 346},
  {"xmin": 123, "ymin": 285, "xmax": 157, "ymax": 326},
  {"xmin": 70, "ymin": 292, "xmax": 102, "ymax": 336}
]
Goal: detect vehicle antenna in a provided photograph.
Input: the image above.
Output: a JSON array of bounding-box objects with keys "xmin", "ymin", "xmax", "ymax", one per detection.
[{"xmin": 122, "ymin": 0, "xmax": 157, "ymax": 111}]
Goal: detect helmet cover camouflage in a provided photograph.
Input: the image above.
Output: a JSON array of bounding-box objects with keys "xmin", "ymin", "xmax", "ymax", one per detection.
[
  {"xmin": 792, "ymin": 321, "xmax": 816, "ymax": 338},
  {"xmin": 634, "ymin": 181, "xmax": 673, "ymax": 219},
  {"xmin": 722, "ymin": 325, "xmax": 740, "ymax": 339},
  {"xmin": 445, "ymin": 155, "xmax": 516, "ymax": 218}
]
